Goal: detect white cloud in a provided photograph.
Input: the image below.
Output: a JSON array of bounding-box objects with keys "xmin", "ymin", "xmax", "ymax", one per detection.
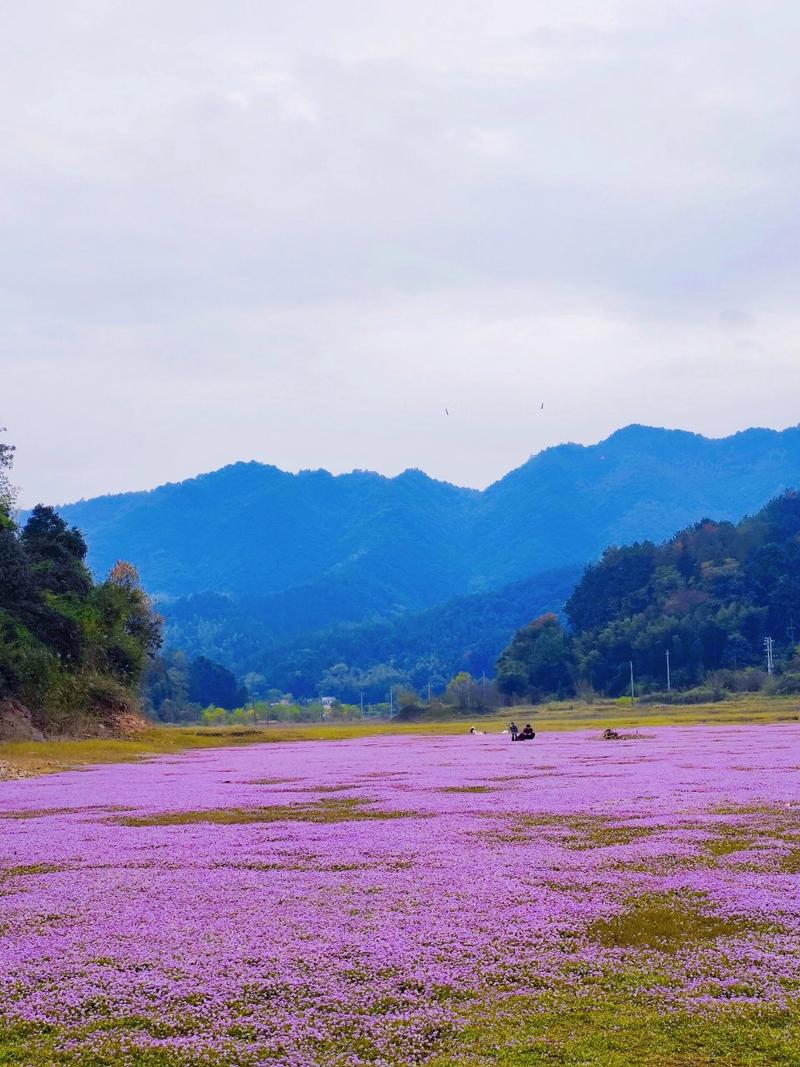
[{"xmin": 2, "ymin": 1, "xmax": 799, "ymax": 503}]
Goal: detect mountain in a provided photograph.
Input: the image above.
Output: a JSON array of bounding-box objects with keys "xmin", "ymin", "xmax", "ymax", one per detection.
[
  {"xmin": 54, "ymin": 425, "xmax": 800, "ymax": 621},
  {"xmin": 54, "ymin": 463, "xmax": 476, "ymax": 611},
  {"xmin": 160, "ymin": 566, "xmax": 582, "ymax": 698}
]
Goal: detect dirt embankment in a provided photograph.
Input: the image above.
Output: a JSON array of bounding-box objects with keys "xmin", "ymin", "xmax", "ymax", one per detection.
[
  {"xmin": 0, "ymin": 700, "xmax": 46, "ymax": 743},
  {"xmin": 0, "ymin": 699, "xmax": 153, "ymax": 779}
]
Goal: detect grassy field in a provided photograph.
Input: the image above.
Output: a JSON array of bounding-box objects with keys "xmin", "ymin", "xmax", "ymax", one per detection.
[{"xmin": 2, "ymin": 695, "xmax": 800, "ymax": 779}]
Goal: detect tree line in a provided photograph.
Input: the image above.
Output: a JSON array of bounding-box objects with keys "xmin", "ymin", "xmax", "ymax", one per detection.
[{"xmin": 497, "ymin": 493, "xmax": 800, "ymax": 702}]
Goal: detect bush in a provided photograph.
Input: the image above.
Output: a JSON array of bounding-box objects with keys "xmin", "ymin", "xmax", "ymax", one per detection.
[
  {"xmin": 394, "ymin": 702, "xmax": 424, "ymax": 722},
  {"xmin": 639, "ymin": 686, "xmax": 725, "ymax": 705},
  {"xmin": 766, "ymin": 673, "xmax": 800, "ymax": 695},
  {"xmin": 705, "ymin": 668, "xmax": 767, "ymax": 693}
]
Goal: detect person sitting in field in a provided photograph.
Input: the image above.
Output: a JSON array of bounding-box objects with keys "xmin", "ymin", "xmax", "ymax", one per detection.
[
  {"xmin": 508, "ymin": 721, "xmax": 519, "ymax": 741},
  {"xmin": 517, "ymin": 723, "xmax": 536, "ymax": 741},
  {"xmin": 469, "ymin": 726, "xmax": 484, "ymax": 735}
]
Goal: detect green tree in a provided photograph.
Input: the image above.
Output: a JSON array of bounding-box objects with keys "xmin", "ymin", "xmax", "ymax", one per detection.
[
  {"xmin": 21, "ymin": 505, "xmax": 91, "ymax": 597},
  {"xmin": 0, "ymin": 430, "xmax": 15, "ymax": 517},
  {"xmin": 497, "ymin": 614, "xmax": 573, "ymax": 702},
  {"xmin": 445, "ymin": 671, "xmax": 475, "ymax": 709},
  {"xmin": 188, "ymin": 655, "xmax": 245, "ymax": 710}
]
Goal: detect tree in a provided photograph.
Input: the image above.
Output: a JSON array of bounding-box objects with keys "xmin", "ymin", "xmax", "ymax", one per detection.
[
  {"xmin": 91, "ymin": 561, "xmax": 162, "ymax": 682},
  {"xmin": 445, "ymin": 671, "xmax": 475, "ymax": 709},
  {"xmin": 0, "ymin": 429, "xmax": 15, "ymax": 516},
  {"xmin": 21, "ymin": 505, "xmax": 91, "ymax": 597},
  {"xmin": 188, "ymin": 655, "xmax": 246, "ymax": 710},
  {"xmin": 497, "ymin": 614, "xmax": 573, "ymax": 702}
]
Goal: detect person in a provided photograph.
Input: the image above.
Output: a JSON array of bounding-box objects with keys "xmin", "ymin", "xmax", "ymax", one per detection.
[
  {"xmin": 508, "ymin": 721, "xmax": 519, "ymax": 741},
  {"xmin": 469, "ymin": 726, "xmax": 484, "ymax": 735},
  {"xmin": 518, "ymin": 723, "xmax": 536, "ymax": 741}
]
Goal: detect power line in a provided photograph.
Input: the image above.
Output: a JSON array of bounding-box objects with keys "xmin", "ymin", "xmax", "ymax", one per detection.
[{"xmin": 764, "ymin": 636, "xmax": 774, "ymax": 675}]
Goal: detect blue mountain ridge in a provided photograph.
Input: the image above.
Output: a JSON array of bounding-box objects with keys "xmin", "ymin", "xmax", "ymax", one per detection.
[{"xmin": 53, "ymin": 424, "xmax": 800, "ymax": 613}]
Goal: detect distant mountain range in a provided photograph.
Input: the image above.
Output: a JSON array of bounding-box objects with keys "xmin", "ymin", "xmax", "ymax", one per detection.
[{"xmin": 50, "ymin": 423, "xmax": 800, "ymax": 688}]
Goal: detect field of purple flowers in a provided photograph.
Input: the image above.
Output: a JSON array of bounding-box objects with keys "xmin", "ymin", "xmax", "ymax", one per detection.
[{"xmin": 2, "ymin": 724, "xmax": 800, "ymax": 1065}]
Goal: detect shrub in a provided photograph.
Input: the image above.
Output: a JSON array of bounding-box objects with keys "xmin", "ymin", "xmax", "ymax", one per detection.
[
  {"xmin": 639, "ymin": 687, "xmax": 725, "ymax": 705},
  {"xmin": 767, "ymin": 673, "xmax": 800, "ymax": 695}
]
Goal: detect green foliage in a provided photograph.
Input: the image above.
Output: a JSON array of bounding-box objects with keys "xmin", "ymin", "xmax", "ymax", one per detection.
[
  {"xmin": 188, "ymin": 655, "xmax": 246, "ymax": 709},
  {"xmin": 0, "ymin": 442, "xmax": 161, "ymax": 726},
  {"xmin": 141, "ymin": 650, "xmax": 249, "ymax": 721},
  {"xmin": 0, "ymin": 429, "xmax": 15, "ymax": 516},
  {"xmin": 497, "ymin": 613, "xmax": 574, "ymax": 701},
  {"xmin": 499, "ymin": 492, "xmax": 800, "ymax": 699},
  {"xmin": 167, "ymin": 567, "xmax": 578, "ymax": 702}
]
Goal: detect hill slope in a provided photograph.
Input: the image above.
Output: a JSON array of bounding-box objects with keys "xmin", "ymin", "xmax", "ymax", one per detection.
[
  {"xmin": 55, "ymin": 426, "xmax": 800, "ymax": 617},
  {"xmin": 498, "ymin": 491, "xmax": 800, "ymax": 700},
  {"xmin": 161, "ymin": 566, "xmax": 581, "ymax": 698}
]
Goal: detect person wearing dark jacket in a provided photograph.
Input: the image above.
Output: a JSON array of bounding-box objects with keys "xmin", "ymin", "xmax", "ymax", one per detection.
[{"xmin": 518, "ymin": 723, "xmax": 536, "ymax": 741}]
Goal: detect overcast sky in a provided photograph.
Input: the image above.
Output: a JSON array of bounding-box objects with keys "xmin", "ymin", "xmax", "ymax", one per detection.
[{"xmin": 4, "ymin": 1, "xmax": 800, "ymax": 505}]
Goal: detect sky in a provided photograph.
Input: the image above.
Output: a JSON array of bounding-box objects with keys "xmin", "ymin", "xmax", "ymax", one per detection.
[{"xmin": 3, "ymin": 1, "xmax": 800, "ymax": 506}]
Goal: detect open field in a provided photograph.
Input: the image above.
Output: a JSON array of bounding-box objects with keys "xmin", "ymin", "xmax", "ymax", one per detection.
[
  {"xmin": 2, "ymin": 695, "xmax": 800, "ymax": 780},
  {"xmin": 1, "ymin": 722, "xmax": 799, "ymax": 1064}
]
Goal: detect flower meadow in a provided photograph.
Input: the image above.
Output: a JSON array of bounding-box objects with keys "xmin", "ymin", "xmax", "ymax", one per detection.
[{"xmin": 1, "ymin": 725, "xmax": 800, "ymax": 1066}]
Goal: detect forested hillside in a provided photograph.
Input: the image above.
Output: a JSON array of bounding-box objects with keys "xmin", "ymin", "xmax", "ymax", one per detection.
[
  {"xmin": 0, "ymin": 439, "xmax": 162, "ymax": 733},
  {"xmin": 498, "ymin": 493, "xmax": 800, "ymax": 700},
  {"xmin": 163, "ymin": 567, "xmax": 580, "ymax": 699}
]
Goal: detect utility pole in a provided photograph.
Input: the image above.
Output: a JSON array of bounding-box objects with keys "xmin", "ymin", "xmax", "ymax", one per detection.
[
  {"xmin": 629, "ymin": 660, "xmax": 635, "ymax": 703},
  {"xmin": 427, "ymin": 680, "xmax": 432, "ymax": 705},
  {"xmin": 389, "ymin": 686, "xmax": 394, "ymax": 716},
  {"xmin": 665, "ymin": 649, "xmax": 671, "ymax": 693},
  {"xmin": 359, "ymin": 690, "xmax": 364, "ymax": 718},
  {"xmin": 764, "ymin": 636, "xmax": 774, "ymax": 675}
]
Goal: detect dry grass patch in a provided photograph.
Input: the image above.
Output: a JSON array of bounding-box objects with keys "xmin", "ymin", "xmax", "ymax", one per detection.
[
  {"xmin": 1, "ymin": 863, "xmax": 66, "ymax": 880},
  {"xmin": 438, "ymin": 785, "xmax": 497, "ymax": 794},
  {"xmin": 777, "ymin": 849, "xmax": 800, "ymax": 873},
  {"xmin": 475, "ymin": 813, "xmax": 658, "ymax": 849},
  {"xmin": 518, "ymin": 813, "xmax": 658, "ymax": 850},
  {"xmin": 248, "ymin": 777, "xmax": 300, "ymax": 786},
  {"xmin": 0, "ymin": 805, "xmax": 131, "ymax": 820},
  {"xmin": 114, "ymin": 797, "xmax": 426, "ymax": 827}
]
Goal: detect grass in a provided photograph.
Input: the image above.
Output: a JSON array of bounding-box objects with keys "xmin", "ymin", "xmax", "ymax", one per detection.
[
  {"xmin": 431, "ymin": 989, "xmax": 800, "ymax": 1066},
  {"xmin": 6, "ymin": 970, "xmax": 798, "ymax": 1066},
  {"xmin": 114, "ymin": 796, "xmax": 424, "ymax": 827},
  {"xmin": 1, "ymin": 694, "xmax": 799, "ymax": 780},
  {"xmin": 438, "ymin": 785, "xmax": 497, "ymax": 794},
  {"xmin": 587, "ymin": 891, "xmax": 748, "ymax": 951},
  {"xmin": 1, "ymin": 863, "xmax": 66, "ymax": 880},
  {"xmin": 486, "ymin": 813, "xmax": 659, "ymax": 850}
]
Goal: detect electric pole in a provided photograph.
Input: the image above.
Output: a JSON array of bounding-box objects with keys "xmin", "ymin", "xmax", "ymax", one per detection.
[
  {"xmin": 427, "ymin": 680, "xmax": 432, "ymax": 705},
  {"xmin": 360, "ymin": 690, "xmax": 364, "ymax": 718},
  {"xmin": 764, "ymin": 637, "xmax": 774, "ymax": 675},
  {"xmin": 389, "ymin": 686, "xmax": 394, "ymax": 716},
  {"xmin": 665, "ymin": 649, "xmax": 671, "ymax": 693},
  {"xmin": 629, "ymin": 660, "xmax": 635, "ymax": 703}
]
